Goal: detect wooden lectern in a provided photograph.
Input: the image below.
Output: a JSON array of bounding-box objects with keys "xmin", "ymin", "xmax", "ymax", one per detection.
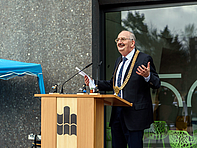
[{"xmin": 34, "ymin": 94, "xmax": 132, "ymax": 148}]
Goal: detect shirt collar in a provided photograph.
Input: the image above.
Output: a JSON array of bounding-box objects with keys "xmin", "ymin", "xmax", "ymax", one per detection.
[{"xmin": 122, "ymin": 48, "xmax": 135, "ymax": 61}]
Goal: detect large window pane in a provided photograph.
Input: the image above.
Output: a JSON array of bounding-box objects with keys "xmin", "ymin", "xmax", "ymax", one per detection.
[{"xmin": 105, "ymin": 3, "xmax": 197, "ymax": 147}]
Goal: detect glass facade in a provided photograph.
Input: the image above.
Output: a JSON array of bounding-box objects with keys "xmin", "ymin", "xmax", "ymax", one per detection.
[{"xmin": 105, "ymin": 3, "xmax": 197, "ymax": 147}]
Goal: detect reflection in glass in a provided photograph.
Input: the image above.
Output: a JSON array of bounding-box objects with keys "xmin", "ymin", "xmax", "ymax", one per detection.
[{"xmin": 120, "ymin": 4, "xmax": 197, "ymax": 133}]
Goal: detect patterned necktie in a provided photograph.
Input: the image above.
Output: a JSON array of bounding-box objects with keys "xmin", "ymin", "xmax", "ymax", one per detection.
[{"xmin": 117, "ymin": 57, "xmax": 127, "ymax": 97}]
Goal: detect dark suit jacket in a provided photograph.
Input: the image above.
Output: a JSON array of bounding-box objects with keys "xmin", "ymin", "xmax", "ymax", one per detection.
[{"xmin": 98, "ymin": 51, "xmax": 161, "ymax": 131}]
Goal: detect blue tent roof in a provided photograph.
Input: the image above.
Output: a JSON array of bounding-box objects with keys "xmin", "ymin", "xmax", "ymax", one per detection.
[{"xmin": 0, "ymin": 58, "xmax": 45, "ymax": 94}]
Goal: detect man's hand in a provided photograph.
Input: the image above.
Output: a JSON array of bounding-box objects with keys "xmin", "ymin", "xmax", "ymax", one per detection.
[
  {"xmin": 136, "ymin": 62, "xmax": 150, "ymax": 78},
  {"xmin": 84, "ymin": 75, "xmax": 90, "ymax": 86}
]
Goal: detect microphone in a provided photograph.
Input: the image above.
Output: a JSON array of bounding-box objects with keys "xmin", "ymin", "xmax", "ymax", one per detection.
[
  {"xmin": 60, "ymin": 63, "xmax": 93, "ymax": 93},
  {"xmin": 95, "ymin": 61, "xmax": 102, "ymax": 93},
  {"xmin": 98, "ymin": 61, "xmax": 102, "ymax": 67}
]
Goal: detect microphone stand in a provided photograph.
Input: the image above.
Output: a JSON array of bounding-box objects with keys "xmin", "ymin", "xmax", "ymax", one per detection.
[{"xmin": 60, "ymin": 63, "xmax": 93, "ymax": 94}]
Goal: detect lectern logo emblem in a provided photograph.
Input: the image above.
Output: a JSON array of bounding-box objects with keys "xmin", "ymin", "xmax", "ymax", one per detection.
[{"xmin": 57, "ymin": 106, "xmax": 77, "ymax": 135}]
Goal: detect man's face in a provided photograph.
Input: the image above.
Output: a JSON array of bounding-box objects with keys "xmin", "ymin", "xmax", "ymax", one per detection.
[{"xmin": 116, "ymin": 31, "xmax": 135, "ymax": 56}]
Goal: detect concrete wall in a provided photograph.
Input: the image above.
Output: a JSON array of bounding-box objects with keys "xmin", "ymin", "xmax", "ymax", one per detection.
[{"xmin": 0, "ymin": 0, "xmax": 92, "ymax": 147}]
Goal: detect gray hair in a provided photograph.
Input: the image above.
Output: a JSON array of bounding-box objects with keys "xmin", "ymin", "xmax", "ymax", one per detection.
[{"xmin": 129, "ymin": 32, "xmax": 136, "ymax": 42}]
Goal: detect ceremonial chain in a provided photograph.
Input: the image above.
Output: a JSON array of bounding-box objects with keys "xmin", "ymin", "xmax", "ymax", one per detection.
[{"xmin": 113, "ymin": 50, "xmax": 140, "ymax": 96}]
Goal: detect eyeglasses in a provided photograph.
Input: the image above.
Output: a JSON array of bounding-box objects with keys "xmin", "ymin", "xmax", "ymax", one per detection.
[{"xmin": 115, "ymin": 37, "xmax": 133, "ymax": 43}]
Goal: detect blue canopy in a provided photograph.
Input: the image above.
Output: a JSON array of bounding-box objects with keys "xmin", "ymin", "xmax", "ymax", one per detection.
[{"xmin": 0, "ymin": 59, "xmax": 45, "ymax": 94}]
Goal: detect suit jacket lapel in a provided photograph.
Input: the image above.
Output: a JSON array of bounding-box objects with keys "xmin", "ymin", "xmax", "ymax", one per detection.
[{"xmin": 113, "ymin": 57, "xmax": 122, "ymax": 85}]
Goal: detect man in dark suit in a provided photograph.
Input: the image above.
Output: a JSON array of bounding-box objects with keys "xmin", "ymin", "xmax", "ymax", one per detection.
[{"xmin": 84, "ymin": 30, "xmax": 160, "ymax": 148}]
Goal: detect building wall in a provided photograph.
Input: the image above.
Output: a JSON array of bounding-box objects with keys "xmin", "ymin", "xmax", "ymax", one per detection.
[{"xmin": 0, "ymin": 0, "xmax": 92, "ymax": 147}]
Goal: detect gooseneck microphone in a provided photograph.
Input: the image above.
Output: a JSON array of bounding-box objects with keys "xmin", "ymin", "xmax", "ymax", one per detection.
[
  {"xmin": 98, "ymin": 61, "xmax": 102, "ymax": 67},
  {"xmin": 60, "ymin": 63, "xmax": 93, "ymax": 93}
]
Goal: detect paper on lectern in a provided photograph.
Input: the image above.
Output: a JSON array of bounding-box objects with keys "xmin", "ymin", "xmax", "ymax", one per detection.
[{"xmin": 75, "ymin": 67, "xmax": 96, "ymax": 89}]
